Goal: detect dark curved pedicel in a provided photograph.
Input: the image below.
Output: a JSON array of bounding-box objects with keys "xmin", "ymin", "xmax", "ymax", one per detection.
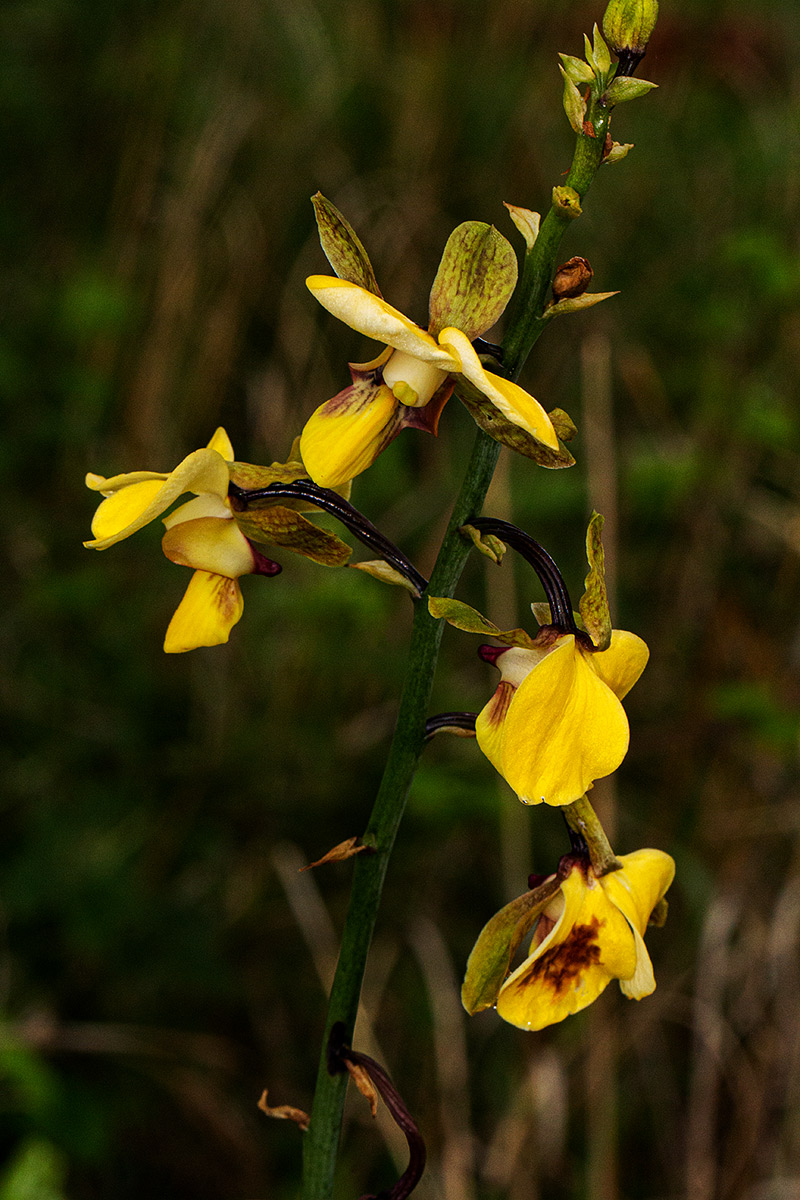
[
  {"xmin": 229, "ymin": 480, "xmax": 429, "ymax": 596},
  {"xmin": 467, "ymin": 516, "xmax": 579, "ymax": 634},
  {"xmin": 327, "ymin": 1022, "xmax": 427, "ymax": 1200}
]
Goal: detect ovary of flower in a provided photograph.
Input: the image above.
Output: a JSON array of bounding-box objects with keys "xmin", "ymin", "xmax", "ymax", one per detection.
[
  {"xmin": 299, "ymin": 276, "xmax": 558, "ymax": 488},
  {"xmin": 475, "ymin": 629, "xmax": 649, "ymax": 807},
  {"xmin": 84, "ymin": 429, "xmax": 270, "ymax": 653},
  {"xmin": 496, "ymin": 849, "xmax": 675, "ymax": 1031}
]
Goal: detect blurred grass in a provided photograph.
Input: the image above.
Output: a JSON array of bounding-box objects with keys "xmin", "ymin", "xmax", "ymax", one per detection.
[{"xmin": 3, "ymin": 0, "xmax": 800, "ymax": 1196}]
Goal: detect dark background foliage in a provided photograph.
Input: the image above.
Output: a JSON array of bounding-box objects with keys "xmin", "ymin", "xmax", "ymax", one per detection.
[{"xmin": 3, "ymin": 0, "xmax": 800, "ymax": 1196}]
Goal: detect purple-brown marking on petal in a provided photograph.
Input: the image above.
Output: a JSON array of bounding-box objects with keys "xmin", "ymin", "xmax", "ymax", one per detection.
[
  {"xmin": 483, "ymin": 680, "xmax": 514, "ymax": 727},
  {"xmin": 512, "ymin": 915, "xmax": 602, "ymax": 998},
  {"xmin": 250, "ymin": 545, "xmax": 282, "ymax": 576},
  {"xmin": 214, "ymin": 576, "xmax": 242, "ymax": 621},
  {"xmin": 400, "ymin": 377, "xmax": 454, "ymax": 435},
  {"xmin": 479, "ymin": 643, "xmax": 508, "ymax": 666}
]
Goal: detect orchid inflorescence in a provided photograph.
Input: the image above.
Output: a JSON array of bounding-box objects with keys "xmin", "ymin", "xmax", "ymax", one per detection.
[{"xmin": 83, "ymin": 4, "xmax": 669, "ymax": 1194}]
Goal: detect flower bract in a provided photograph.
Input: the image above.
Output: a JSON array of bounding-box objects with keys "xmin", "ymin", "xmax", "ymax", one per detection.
[
  {"xmin": 300, "ymin": 275, "xmax": 558, "ymax": 488},
  {"xmin": 465, "ymin": 849, "xmax": 675, "ymax": 1031}
]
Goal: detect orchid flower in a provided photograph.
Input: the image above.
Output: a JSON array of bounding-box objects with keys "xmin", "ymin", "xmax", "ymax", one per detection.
[
  {"xmin": 298, "ymin": 205, "xmax": 569, "ymax": 488},
  {"xmin": 85, "ymin": 429, "xmax": 279, "ymax": 652},
  {"xmin": 462, "ymin": 849, "xmax": 675, "ymax": 1031}
]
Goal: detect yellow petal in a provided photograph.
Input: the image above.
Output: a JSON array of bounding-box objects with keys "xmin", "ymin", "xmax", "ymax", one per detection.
[
  {"xmin": 85, "ymin": 448, "xmax": 231, "ymax": 549},
  {"xmin": 601, "ymin": 850, "xmax": 675, "ymax": 936},
  {"xmin": 497, "ymin": 865, "xmax": 636, "ymax": 1030},
  {"xmin": 163, "ymin": 570, "xmax": 244, "ymax": 653},
  {"xmin": 601, "ymin": 850, "xmax": 675, "ymax": 1000},
  {"xmin": 299, "ymin": 382, "xmax": 399, "ymax": 489},
  {"xmin": 206, "ymin": 427, "xmax": 234, "ymax": 461},
  {"xmin": 162, "ymin": 517, "xmax": 255, "ymax": 577},
  {"xmin": 163, "ymin": 494, "xmax": 231, "ymax": 528},
  {"xmin": 617, "ymin": 927, "xmax": 656, "ymax": 999},
  {"xmin": 475, "ymin": 646, "xmax": 552, "ymax": 779},
  {"xmin": 307, "ymin": 276, "xmax": 457, "ymax": 369},
  {"xmin": 475, "ymin": 681, "xmax": 515, "ymax": 777},
  {"xmin": 484, "ymin": 635, "xmax": 630, "ymax": 806},
  {"xmin": 90, "ymin": 479, "xmax": 168, "ymax": 541},
  {"xmin": 591, "ymin": 629, "xmax": 650, "ymax": 699},
  {"xmin": 437, "ymin": 327, "xmax": 559, "ymax": 450},
  {"xmin": 86, "ymin": 470, "xmax": 167, "ymax": 494}
]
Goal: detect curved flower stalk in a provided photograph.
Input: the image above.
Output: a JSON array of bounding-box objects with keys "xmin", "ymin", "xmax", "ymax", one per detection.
[
  {"xmin": 84, "ymin": 430, "xmax": 351, "ymax": 652},
  {"xmin": 428, "ymin": 513, "xmax": 649, "ymax": 806},
  {"xmin": 300, "ymin": 206, "xmax": 566, "ymax": 488},
  {"xmin": 462, "ymin": 848, "xmax": 675, "ymax": 1031}
]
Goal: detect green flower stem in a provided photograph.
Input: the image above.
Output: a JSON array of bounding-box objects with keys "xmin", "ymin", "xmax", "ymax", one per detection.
[
  {"xmin": 502, "ymin": 98, "xmax": 611, "ymax": 375},
  {"xmin": 564, "ymin": 794, "xmax": 620, "ymax": 876},
  {"xmin": 301, "ymin": 89, "xmax": 614, "ymax": 1200},
  {"xmin": 301, "ymin": 430, "xmax": 500, "ymax": 1200}
]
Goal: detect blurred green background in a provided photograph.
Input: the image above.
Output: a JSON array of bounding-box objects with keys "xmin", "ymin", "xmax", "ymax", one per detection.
[{"xmin": 4, "ymin": 0, "xmax": 800, "ymax": 1196}]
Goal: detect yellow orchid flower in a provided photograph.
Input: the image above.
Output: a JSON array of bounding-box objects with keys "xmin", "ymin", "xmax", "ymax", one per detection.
[
  {"xmin": 476, "ymin": 625, "xmax": 649, "ymax": 806},
  {"xmin": 300, "ymin": 276, "xmax": 558, "ymax": 488},
  {"xmin": 463, "ymin": 849, "xmax": 675, "ymax": 1031},
  {"xmin": 84, "ymin": 429, "xmax": 280, "ymax": 653}
]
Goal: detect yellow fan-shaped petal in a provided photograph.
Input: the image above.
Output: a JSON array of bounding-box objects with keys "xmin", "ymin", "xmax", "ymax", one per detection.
[
  {"xmin": 591, "ymin": 629, "xmax": 650, "ymax": 699},
  {"xmin": 494, "ymin": 636, "xmax": 630, "ymax": 806},
  {"xmin": 161, "ymin": 517, "xmax": 255, "ymax": 577},
  {"xmin": 163, "ymin": 570, "xmax": 244, "ymax": 653},
  {"xmin": 307, "ymin": 276, "xmax": 457, "ymax": 369},
  {"xmin": 497, "ymin": 866, "xmax": 636, "ymax": 1030},
  {"xmin": 437, "ymin": 327, "xmax": 559, "ymax": 450},
  {"xmin": 300, "ymin": 382, "xmax": 399, "ymax": 488},
  {"xmin": 85, "ymin": 448, "xmax": 231, "ymax": 549}
]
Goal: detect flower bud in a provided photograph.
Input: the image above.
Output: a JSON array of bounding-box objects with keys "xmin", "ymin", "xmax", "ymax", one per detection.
[
  {"xmin": 552, "ymin": 256, "xmax": 593, "ymax": 301},
  {"xmin": 602, "ymin": 0, "xmax": 658, "ymax": 74}
]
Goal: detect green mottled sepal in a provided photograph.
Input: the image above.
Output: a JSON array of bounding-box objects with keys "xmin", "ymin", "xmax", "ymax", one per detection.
[
  {"xmin": 454, "ymin": 381, "xmax": 576, "ymax": 468},
  {"xmin": 579, "ymin": 511, "xmax": 612, "ymax": 649},
  {"xmin": 311, "ymin": 193, "xmax": 382, "ymax": 297},
  {"xmin": 234, "ymin": 506, "xmax": 352, "ymax": 567},
  {"xmin": 428, "ymin": 596, "xmax": 537, "ymax": 649},
  {"xmin": 462, "ymin": 881, "xmax": 561, "ymax": 1014},
  {"xmin": 428, "ymin": 222, "xmax": 518, "ymax": 340}
]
